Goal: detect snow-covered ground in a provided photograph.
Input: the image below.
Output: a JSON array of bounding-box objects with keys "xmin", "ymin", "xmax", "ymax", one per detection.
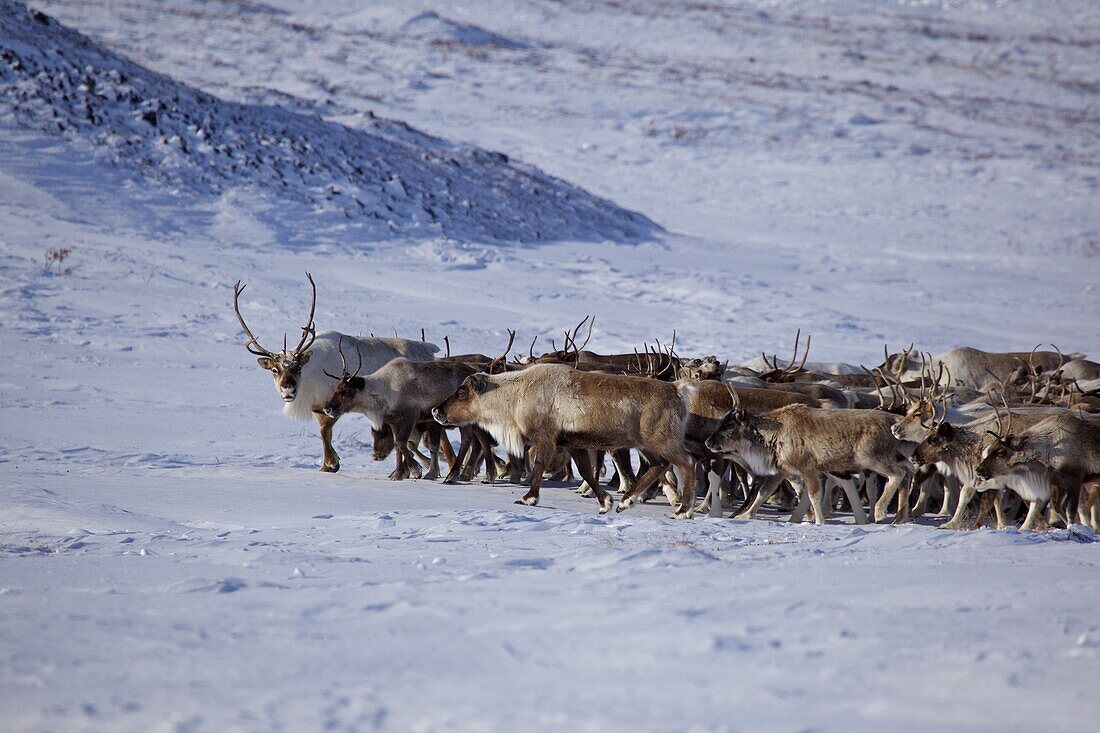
[{"xmin": 2, "ymin": 0, "xmax": 1099, "ymax": 730}]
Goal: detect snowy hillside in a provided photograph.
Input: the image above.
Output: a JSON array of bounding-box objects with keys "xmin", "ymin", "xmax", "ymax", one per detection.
[
  {"xmin": 2, "ymin": 1, "xmax": 1100, "ymax": 731},
  {"xmin": 0, "ymin": 2, "xmax": 655, "ymax": 243}
]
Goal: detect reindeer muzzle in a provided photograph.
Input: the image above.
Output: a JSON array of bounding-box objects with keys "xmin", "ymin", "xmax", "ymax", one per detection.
[{"xmin": 431, "ymin": 407, "xmax": 452, "ymax": 426}]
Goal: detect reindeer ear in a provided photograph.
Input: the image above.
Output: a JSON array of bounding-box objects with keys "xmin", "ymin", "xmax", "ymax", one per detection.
[
  {"xmin": 297, "ymin": 351, "xmax": 311, "ymax": 366},
  {"xmin": 733, "ymin": 408, "xmax": 748, "ymax": 422},
  {"xmin": 468, "ymin": 375, "xmax": 488, "ymax": 394},
  {"xmin": 1008, "ymin": 435, "xmax": 1027, "ymax": 451},
  {"xmin": 257, "ymin": 356, "xmax": 276, "ymax": 370},
  {"xmin": 349, "ymin": 376, "xmax": 366, "ymax": 391},
  {"xmin": 937, "ymin": 422, "xmax": 954, "ymax": 438}
]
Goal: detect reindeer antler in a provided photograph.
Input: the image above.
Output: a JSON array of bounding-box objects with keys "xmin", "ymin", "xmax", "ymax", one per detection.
[
  {"xmin": 324, "ymin": 335, "xmax": 348, "ymax": 380},
  {"xmin": 289, "ymin": 273, "xmax": 318, "ymax": 358},
  {"xmin": 232, "ymin": 280, "xmax": 277, "ymax": 358},
  {"xmin": 487, "ymin": 329, "xmax": 516, "ymax": 374}
]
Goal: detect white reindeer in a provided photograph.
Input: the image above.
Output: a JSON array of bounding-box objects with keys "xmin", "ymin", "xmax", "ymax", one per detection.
[{"xmin": 232, "ymin": 274, "xmax": 438, "ymax": 471}]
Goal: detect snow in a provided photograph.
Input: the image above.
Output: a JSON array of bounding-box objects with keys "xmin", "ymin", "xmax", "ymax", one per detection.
[{"xmin": 2, "ymin": 0, "xmax": 1100, "ymax": 730}]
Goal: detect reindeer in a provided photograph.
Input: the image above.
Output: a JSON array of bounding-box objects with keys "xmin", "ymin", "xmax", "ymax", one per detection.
[
  {"xmin": 525, "ymin": 318, "xmax": 684, "ymax": 380},
  {"xmin": 682, "ymin": 382, "xmax": 823, "ymax": 516},
  {"xmin": 322, "ymin": 332, "xmax": 519, "ymax": 481},
  {"xmin": 232, "ymin": 274, "xmax": 438, "ymax": 472},
  {"xmin": 1059, "ymin": 358, "xmax": 1100, "ymax": 383},
  {"xmin": 678, "ymin": 355, "xmax": 728, "ymax": 381},
  {"xmin": 705, "ymin": 404, "xmax": 914, "ymax": 525},
  {"xmin": 881, "ymin": 346, "xmax": 1084, "ymax": 390},
  {"xmin": 432, "ymin": 363, "xmax": 697, "ymax": 517},
  {"xmin": 910, "ymin": 403, "xmax": 1073, "ymax": 529},
  {"xmin": 975, "ymin": 408, "xmax": 1100, "ymax": 530}
]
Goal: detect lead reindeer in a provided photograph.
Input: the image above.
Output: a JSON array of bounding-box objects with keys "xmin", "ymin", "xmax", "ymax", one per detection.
[{"xmin": 232, "ymin": 274, "xmax": 438, "ymax": 472}]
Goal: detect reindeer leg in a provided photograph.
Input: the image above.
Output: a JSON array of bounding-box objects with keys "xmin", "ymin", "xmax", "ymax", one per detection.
[
  {"xmin": 610, "ymin": 449, "xmax": 635, "ymax": 494},
  {"xmin": 808, "ymin": 473, "xmax": 830, "ymax": 526},
  {"xmin": 890, "ymin": 470, "xmax": 913, "ymax": 525},
  {"xmin": 392, "ymin": 422, "xmax": 421, "ymax": 480},
  {"xmin": 829, "ymin": 473, "xmax": 868, "ymax": 525},
  {"xmin": 460, "ymin": 436, "xmax": 483, "ymax": 481},
  {"xmin": 862, "ymin": 471, "xmax": 880, "ymax": 513},
  {"xmin": 940, "ymin": 482, "xmax": 977, "ymax": 530},
  {"xmin": 991, "ymin": 490, "xmax": 1008, "ymax": 529},
  {"xmin": 910, "ymin": 464, "xmax": 937, "ymax": 518},
  {"xmin": 1089, "ymin": 484, "xmax": 1100, "ymax": 531},
  {"xmin": 574, "ymin": 450, "xmax": 597, "ymax": 497},
  {"xmin": 423, "ymin": 424, "xmax": 442, "ymax": 481},
  {"xmin": 1020, "ymin": 499, "xmax": 1049, "ymax": 531},
  {"xmin": 670, "ymin": 459, "xmax": 696, "ymax": 519},
  {"xmin": 970, "ymin": 490, "xmax": 996, "ymax": 529},
  {"xmin": 788, "ymin": 478, "xmax": 811, "ymax": 523},
  {"xmin": 617, "ymin": 462, "xmax": 669, "ymax": 513},
  {"xmin": 1079, "ymin": 482, "xmax": 1099, "ymax": 528},
  {"xmin": 735, "ymin": 474, "xmax": 779, "ymax": 519},
  {"xmin": 516, "ymin": 443, "xmax": 551, "ymax": 506},
  {"xmin": 571, "ymin": 450, "xmax": 613, "ymax": 514},
  {"xmin": 937, "ymin": 475, "xmax": 959, "ymax": 517},
  {"xmin": 313, "ymin": 410, "xmax": 340, "ymax": 473},
  {"xmin": 444, "ymin": 427, "xmax": 474, "ymax": 484},
  {"xmin": 438, "ymin": 429, "xmax": 457, "ymax": 470},
  {"xmin": 479, "ymin": 433, "xmax": 499, "ymax": 485}
]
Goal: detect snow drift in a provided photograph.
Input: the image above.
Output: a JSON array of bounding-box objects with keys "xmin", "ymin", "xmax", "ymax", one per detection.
[{"xmin": 0, "ymin": 1, "xmax": 656, "ymax": 244}]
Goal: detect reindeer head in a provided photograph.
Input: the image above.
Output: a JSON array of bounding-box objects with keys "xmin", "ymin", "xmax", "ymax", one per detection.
[
  {"xmin": 233, "ymin": 274, "xmax": 317, "ymax": 403},
  {"xmin": 679, "ymin": 355, "xmax": 727, "ymax": 381},
  {"xmin": 432, "ymin": 374, "xmax": 492, "ymax": 427},
  {"xmin": 704, "ymin": 404, "xmax": 766, "ymax": 456},
  {"xmin": 976, "ymin": 395, "xmax": 1027, "ymax": 480},
  {"xmin": 913, "ymin": 421, "xmax": 958, "ymax": 465},
  {"xmin": 891, "ymin": 359, "xmax": 950, "ymax": 442},
  {"xmin": 321, "ymin": 337, "xmax": 367, "ymax": 420},
  {"xmin": 371, "ymin": 426, "xmax": 395, "ymax": 462}
]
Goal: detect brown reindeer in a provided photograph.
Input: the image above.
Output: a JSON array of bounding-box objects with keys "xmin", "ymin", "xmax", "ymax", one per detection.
[
  {"xmin": 433, "ymin": 364, "xmax": 697, "ymax": 517},
  {"xmin": 705, "ymin": 404, "xmax": 913, "ymax": 524},
  {"xmin": 976, "ymin": 407, "xmax": 1100, "ymax": 530}
]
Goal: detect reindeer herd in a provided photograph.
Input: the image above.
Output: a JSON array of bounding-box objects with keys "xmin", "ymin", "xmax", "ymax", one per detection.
[{"xmin": 233, "ymin": 275, "xmax": 1100, "ymax": 531}]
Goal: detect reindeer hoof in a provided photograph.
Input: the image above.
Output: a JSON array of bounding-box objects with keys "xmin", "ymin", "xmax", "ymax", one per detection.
[
  {"xmin": 671, "ymin": 509, "xmax": 695, "ymax": 520},
  {"xmin": 321, "ymin": 463, "xmax": 340, "ymax": 473},
  {"xmin": 598, "ymin": 499, "xmax": 613, "ymax": 515},
  {"xmin": 515, "ymin": 496, "xmax": 538, "ymax": 506}
]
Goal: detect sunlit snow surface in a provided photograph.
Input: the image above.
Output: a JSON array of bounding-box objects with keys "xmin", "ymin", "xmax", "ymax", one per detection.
[{"xmin": 2, "ymin": 0, "xmax": 1099, "ymax": 730}]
